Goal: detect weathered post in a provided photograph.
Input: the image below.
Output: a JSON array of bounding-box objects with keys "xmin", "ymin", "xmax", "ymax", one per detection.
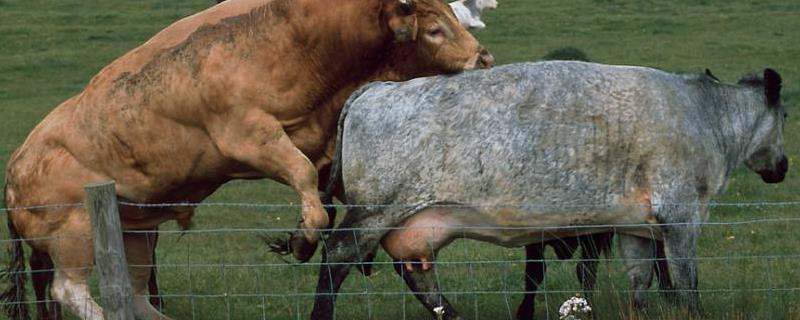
[{"xmin": 85, "ymin": 181, "xmax": 136, "ymax": 319}]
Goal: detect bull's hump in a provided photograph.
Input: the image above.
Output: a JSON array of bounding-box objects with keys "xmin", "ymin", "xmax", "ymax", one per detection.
[{"xmin": 101, "ymin": 0, "xmax": 279, "ymax": 77}]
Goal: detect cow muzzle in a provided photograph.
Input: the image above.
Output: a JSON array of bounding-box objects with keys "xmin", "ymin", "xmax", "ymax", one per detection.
[
  {"xmin": 759, "ymin": 156, "xmax": 788, "ymax": 183},
  {"xmin": 464, "ymin": 46, "xmax": 494, "ymax": 70},
  {"xmin": 477, "ymin": 47, "xmax": 494, "ymax": 68}
]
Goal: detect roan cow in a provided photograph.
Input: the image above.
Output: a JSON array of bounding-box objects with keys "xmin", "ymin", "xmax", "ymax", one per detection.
[
  {"xmin": 1, "ymin": 0, "xmax": 492, "ymax": 319},
  {"xmin": 312, "ymin": 61, "xmax": 787, "ymax": 319}
]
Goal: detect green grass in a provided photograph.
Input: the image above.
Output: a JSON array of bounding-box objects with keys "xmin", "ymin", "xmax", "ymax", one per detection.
[{"xmin": 2, "ymin": 0, "xmax": 800, "ymax": 319}]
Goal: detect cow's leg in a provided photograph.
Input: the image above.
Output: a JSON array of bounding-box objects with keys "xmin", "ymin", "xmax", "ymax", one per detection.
[
  {"xmin": 378, "ymin": 207, "xmax": 468, "ymax": 319},
  {"xmin": 393, "ymin": 261, "xmax": 461, "ymax": 320},
  {"xmin": 30, "ymin": 249, "xmax": 62, "ymax": 320},
  {"xmin": 310, "ymin": 209, "xmax": 387, "ymax": 320},
  {"xmin": 577, "ymin": 234, "xmax": 607, "ymax": 302},
  {"xmin": 662, "ymin": 223, "xmax": 701, "ymax": 314},
  {"xmin": 124, "ymin": 231, "xmax": 172, "ymax": 320},
  {"xmin": 653, "ymin": 240, "xmax": 676, "ymax": 302},
  {"xmin": 48, "ymin": 212, "xmax": 104, "ymax": 320},
  {"xmin": 617, "ymin": 234, "xmax": 656, "ymax": 309},
  {"xmin": 515, "ymin": 243, "xmax": 546, "ymax": 320},
  {"xmin": 209, "ymin": 110, "xmax": 327, "ymax": 262}
]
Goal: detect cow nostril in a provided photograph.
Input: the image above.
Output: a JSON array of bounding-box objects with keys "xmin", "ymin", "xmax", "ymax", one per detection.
[{"xmin": 479, "ymin": 52, "xmax": 494, "ymax": 68}]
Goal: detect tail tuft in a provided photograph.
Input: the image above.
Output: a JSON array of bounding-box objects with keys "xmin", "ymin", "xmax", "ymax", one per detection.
[
  {"xmin": 1, "ymin": 221, "xmax": 31, "ymax": 319},
  {"xmin": 1, "ymin": 183, "xmax": 31, "ymax": 320}
]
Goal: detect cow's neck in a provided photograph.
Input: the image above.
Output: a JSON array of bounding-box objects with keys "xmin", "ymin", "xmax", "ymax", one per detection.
[{"xmin": 703, "ymin": 84, "xmax": 766, "ymax": 175}]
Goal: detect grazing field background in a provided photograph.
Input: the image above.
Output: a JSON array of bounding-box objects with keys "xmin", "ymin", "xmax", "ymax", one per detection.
[{"xmin": 1, "ymin": 0, "xmax": 799, "ymax": 319}]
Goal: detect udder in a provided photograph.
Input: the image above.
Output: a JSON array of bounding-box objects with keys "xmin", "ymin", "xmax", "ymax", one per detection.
[{"xmin": 381, "ymin": 208, "xmax": 458, "ymax": 272}]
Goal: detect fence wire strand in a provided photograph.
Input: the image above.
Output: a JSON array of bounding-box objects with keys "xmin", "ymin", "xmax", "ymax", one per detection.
[{"xmin": 1, "ymin": 201, "xmax": 799, "ymax": 319}]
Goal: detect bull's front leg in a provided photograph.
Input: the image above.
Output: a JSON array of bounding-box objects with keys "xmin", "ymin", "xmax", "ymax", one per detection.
[{"xmin": 209, "ymin": 109, "xmax": 327, "ymax": 261}]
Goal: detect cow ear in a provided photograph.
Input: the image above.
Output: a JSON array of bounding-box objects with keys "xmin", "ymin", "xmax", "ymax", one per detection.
[
  {"xmin": 387, "ymin": 0, "xmax": 418, "ymax": 42},
  {"xmin": 704, "ymin": 68, "xmax": 720, "ymax": 82},
  {"xmin": 764, "ymin": 68, "xmax": 782, "ymax": 107}
]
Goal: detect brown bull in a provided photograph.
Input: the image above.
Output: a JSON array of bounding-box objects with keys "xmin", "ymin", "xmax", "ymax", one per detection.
[{"xmin": 2, "ymin": 0, "xmax": 492, "ymax": 318}]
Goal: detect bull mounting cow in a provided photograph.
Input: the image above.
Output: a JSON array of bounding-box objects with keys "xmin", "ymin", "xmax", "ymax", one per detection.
[{"xmin": 1, "ymin": 0, "xmax": 492, "ymax": 319}]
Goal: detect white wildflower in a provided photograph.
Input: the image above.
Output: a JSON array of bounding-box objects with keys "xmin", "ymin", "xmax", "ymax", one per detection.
[{"xmin": 558, "ymin": 295, "xmax": 592, "ymax": 320}]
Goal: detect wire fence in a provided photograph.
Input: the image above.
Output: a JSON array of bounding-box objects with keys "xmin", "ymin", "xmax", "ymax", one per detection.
[{"xmin": 1, "ymin": 200, "xmax": 799, "ymax": 319}]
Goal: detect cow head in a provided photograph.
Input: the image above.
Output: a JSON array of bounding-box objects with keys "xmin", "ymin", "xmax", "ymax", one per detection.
[
  {"xmin": 740, "ymin": 68, "xmax": 788, "ymax": 183},
  {"xmin": 381, "ymin": 0, "xmax": 493, "ymax": 76}
]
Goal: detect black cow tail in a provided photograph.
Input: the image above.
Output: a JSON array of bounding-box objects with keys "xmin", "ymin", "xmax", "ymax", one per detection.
[{"xmin": 1, "ymin": 183, "xmax": 31, "ymax": 320}]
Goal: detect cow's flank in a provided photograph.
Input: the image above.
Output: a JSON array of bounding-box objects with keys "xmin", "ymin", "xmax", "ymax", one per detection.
[{"xmin": 313, "ymin": 61, "xmax": 787, "ymax": 319}]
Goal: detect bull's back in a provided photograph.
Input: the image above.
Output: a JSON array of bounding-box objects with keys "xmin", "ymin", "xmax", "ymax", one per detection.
[{"xmin": 6, "ymin": 0, "xmax": 301, "ymax": 202}]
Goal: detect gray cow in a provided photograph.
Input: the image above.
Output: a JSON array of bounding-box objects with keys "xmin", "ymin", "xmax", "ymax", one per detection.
[{"xmin": 311, "ymin": 61, "xmax": 787, "ymax": 319}]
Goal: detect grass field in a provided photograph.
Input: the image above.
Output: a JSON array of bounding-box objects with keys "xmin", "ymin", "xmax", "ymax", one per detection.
[{"xmin": 1, "ymin": 0, "xmax": 800, "ymax": 319}]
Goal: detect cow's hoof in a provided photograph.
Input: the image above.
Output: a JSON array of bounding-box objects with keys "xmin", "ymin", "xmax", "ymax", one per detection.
[{"xmin": 290, "ymin": 232, "xmax": 318, "ymax": 262}]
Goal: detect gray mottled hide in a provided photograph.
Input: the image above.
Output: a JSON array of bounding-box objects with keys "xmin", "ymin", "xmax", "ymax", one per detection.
[
  {"xmin": 311, "ymin": 61, "xmax": 785, "ymax": 319},
  {"xmin": 341, "ymin": 61, "xmax": 784, "ymax": 242}
]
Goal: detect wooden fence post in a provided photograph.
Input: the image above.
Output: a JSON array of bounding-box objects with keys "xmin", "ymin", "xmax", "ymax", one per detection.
[{"xmin": 85, "ymin": 181, "xmax": 136, "ymax": 319}]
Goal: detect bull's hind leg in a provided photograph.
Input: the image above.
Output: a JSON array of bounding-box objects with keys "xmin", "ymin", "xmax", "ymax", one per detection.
[
  {"xmin": 124, "ymin": 232, "xmax": 172, "ymax": 320},
  {"xmin": 146, "ymin": 228, "xmax": 164, "ymax": 311},
  {"xmin": 30, "ymin": 249, "xmax": 61, "ymax": 320},
  {"xmin": 48, "ymin": 210, "xmax": 103, "ymax": 320}
]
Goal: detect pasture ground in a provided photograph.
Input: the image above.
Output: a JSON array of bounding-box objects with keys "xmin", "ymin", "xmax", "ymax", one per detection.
[{"xmin": 1, "ymin": 0, "xmax": 800, "ymax": 319}]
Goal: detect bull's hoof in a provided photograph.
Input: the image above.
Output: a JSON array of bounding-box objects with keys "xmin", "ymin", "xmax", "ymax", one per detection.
[
  {"xmin": 264, "ymin": 231, "xmax": 318, "ymax": 262},
  {"xmin": 289, "ymin": 232, "xmax": 318, "ymax": 262}
]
